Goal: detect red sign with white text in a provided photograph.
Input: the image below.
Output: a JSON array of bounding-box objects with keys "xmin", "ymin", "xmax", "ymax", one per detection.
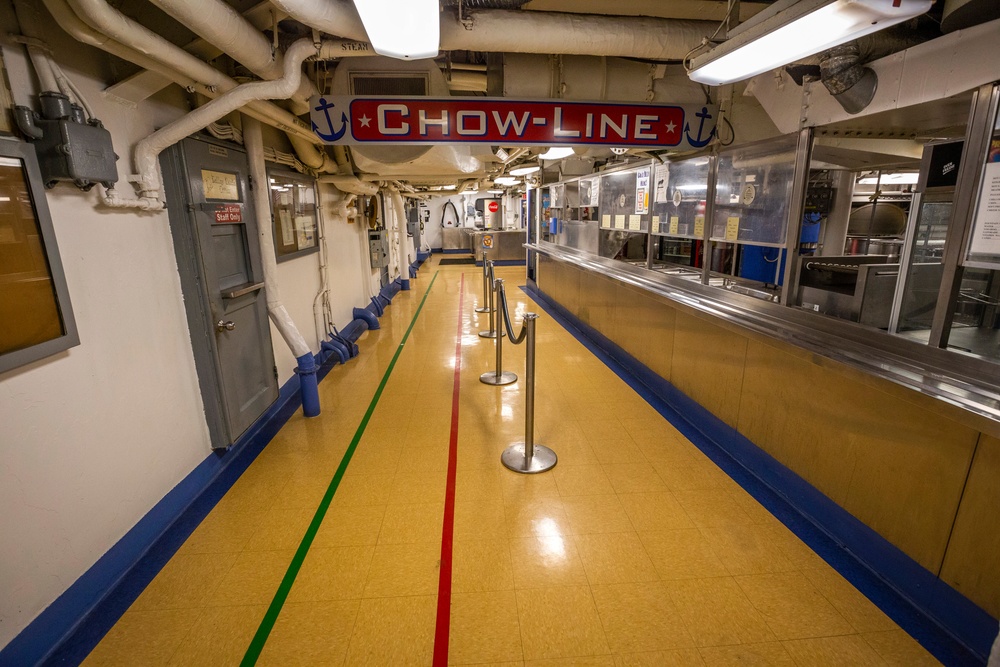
[
  {"xmin": 311, "ymin": 96, "xmax": 718, "ymax": 150},
  {"xmin": 214, "ymin": 204, "xmax": 242, "ymax": 224},
  {"xmin": 488, "ymin": 201, "xmax": 499, "ymax": 213}
]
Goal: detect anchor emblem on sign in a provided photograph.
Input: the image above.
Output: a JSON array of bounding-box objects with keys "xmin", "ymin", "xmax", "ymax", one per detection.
[
  {"xmin": 312, "ymin": 97, "xmax": 348, "ymax": 142},
  {"xmin": 684, "ymin": 107, "xmax": 716, "ymax": 149}
]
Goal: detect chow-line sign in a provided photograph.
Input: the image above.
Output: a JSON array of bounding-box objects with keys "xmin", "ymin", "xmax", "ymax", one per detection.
[{"xmin": 310, "ymin": 96, "xmax": 718, "ymax": 150}]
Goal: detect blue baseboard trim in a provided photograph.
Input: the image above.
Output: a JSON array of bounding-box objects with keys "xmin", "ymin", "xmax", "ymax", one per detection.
[
  {"xmin": 441, "ymin": 248, "xmax": 469, "ymax": 255},
  {"xmin": 430, "ymin": 247, "xmax": 443, "ymax": 254},
  {"xmin": 522, "ymin": 283, "xmax": 996, "ymax": 667},
  {"xmin": 0, "ymin": 352, "xmax": 342, "ymax": 667}
]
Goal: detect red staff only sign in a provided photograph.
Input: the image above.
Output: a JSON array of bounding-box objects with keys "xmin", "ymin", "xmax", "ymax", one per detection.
[{"xmin": 310, "ymin": 96, "xmax": 719, "ymax": 150}]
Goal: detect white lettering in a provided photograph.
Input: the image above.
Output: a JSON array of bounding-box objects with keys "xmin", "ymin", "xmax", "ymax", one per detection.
[
  {"xmin": 585, "ymin": 113, "xmax": 594, "ymax": 139},
  {"xmin": 456, "ymin": 110, "xmax": 487, "ymax": 136},
  {"xmin": 553, "ymin": 107, "xmax": 580, "ymax": 138},
  {"xmin": 634, "ymin": 115, "xmax": 657, "ymax": 140},
  {"xmin": 599, "ymin": 114, "xmax": 628, "ymax": 140},
  {"xmin": 418, "ymin": 109, "xmax": 449, "ymax": 136},
  {"xmin": 378, "ymin": 104, "xmax": 409, "ymax": 135},
  {"xmin": 492, "ymin": 110, "xmax": 530, "ymax": 137}
]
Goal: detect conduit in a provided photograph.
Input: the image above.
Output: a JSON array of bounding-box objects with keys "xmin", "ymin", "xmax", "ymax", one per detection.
[
  {"xmin": 245, "ymin": 115, "xmax": 320, "ymax": 417},
  {"xmin": 269, "ymin": 0, "xmax": 714, "ymax": 61}
]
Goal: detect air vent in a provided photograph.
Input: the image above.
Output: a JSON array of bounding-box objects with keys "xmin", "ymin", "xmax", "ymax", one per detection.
[{"xmin": 349, "ymin": 73, "xmax": 429, "ymax": 96}]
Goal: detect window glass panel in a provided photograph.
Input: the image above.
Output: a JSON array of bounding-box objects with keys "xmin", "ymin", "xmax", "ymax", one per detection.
[
  {"xmin": 269, "ymin": 170, "xmax": 318, "ymax": 261},
  {"xmin": 0, "ymin": 157, "xmax": 64, "ymax": 355}
]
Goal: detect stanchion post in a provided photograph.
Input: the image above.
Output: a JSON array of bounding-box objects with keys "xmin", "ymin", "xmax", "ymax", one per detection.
[
  {"xmin": 479, "ymin": 260, "xmax": 503, "ymax": 339},
  {"xmin": 480, "ymin": 279, "xmax": 517, "ymax": 386},
  {"xmin": 501, "ymin": 313, "xmax": 557, "ymax": 473},
  {"xmin": 475, "ymin": 249, "xmax": 490, "ymax": 313}
]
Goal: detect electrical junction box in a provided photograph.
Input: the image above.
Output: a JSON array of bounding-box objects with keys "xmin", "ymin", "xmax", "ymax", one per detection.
[
  {"xmin": 15, "ymin": 92, "xmax": 118, "ymax": 190},
  {"xmin": 368, "ymin": 229, "xmax": 389, "ymax": 268}
]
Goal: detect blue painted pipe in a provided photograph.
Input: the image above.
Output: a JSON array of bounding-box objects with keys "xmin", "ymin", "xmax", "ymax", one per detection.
[
  {"xmin": 340, "ymin": 318, "xmax": 369, "ymax": 346},
  {"xmin": 369, "ymin": 295, "xmax": 384, "ymax": 317},
  {"xmin": 409, "ymin": 264, "xmax": 418, "ymax": 279},
  {"xmin": 295, "ymin": 352, "xmax": 320, "ymax": 417},
  {"xmin": 417, "ymin": 250, "xmax": 430, "ymax": 262},
  {"xmin": 353, "ymin": 306, "xmax": 380, "ymax": 331},
  {"xmin": 379, "ymin": 280, "xmax": 401, "ymax": 303},
  {"xmin": 321, "ymin": 337, "xmax": 349, "ymax": 365},
  {"xmin": 400, "ymin": 278, "xmax": 411, "ymax": 291}
]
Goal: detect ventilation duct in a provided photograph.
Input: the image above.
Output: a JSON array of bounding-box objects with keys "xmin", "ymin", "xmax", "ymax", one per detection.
[
  {"xmin": 819, "ymin": 43, "xmax": 877, "ymax": 115},
  {"xmin": 443, "ymin": 0, "xmax": 531, "ymax": 8}
]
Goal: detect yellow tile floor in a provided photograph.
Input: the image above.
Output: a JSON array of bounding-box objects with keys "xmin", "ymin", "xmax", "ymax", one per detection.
[{"xmin": 82, "ymin": 260, "xmax": 941, "ymax": 666}]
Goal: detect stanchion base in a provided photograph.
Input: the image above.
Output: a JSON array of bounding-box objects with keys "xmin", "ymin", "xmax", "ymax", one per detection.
[
  {"xmin": 474, "ymin": 306, "xmax": 492, "ymax": 313},
  {"xmin": 478, "ymin": 330, "xmax": 505, "ymax": 338},
  {"xmin": 501, "ymin": 443, "xmax": 557, "ymax": 474},
  {"xmin": 480, "ymin": 370, "xmax": 517, "ymax": 385}
]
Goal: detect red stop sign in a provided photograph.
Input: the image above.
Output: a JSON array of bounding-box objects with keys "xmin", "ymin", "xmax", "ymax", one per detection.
[{"xmin": 488, "ymin": 201, "xmax": 499, "ymax": 213}]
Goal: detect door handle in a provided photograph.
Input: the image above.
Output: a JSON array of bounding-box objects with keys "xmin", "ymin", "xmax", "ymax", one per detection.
[{"xmin": 216, "ymin": 320, "xmax": 236, "ymax": 332}]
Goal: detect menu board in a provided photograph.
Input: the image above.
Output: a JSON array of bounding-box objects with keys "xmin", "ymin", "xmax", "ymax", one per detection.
[{"xmin": 967, "ymin": 152, "xmax": 1000, "ymax": 267}]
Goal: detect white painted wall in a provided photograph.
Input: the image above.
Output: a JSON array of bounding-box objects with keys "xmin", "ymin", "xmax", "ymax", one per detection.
[
  {"xmin": 0, "ymin": 28, "xmax": 213, "ymax": 650},
  {"xmin": 0, "ymin": 20, "xmax": 379, "ymax": 652}
]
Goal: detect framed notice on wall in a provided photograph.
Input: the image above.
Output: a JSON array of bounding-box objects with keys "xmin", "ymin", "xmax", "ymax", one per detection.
[
  {"xmin": 268, "ymin": 168, "xmax": 319, "ymax": 262},
  {"xmin": 966, "ymin": 138, "xmax": 1000, "ymax": 269}
]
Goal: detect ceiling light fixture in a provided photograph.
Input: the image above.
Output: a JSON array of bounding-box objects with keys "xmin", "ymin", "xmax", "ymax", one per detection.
[
  {"xmin": 351, "ymin": 0, "xmax": 440, "ymax": 60},
  {"xmin": 487, "ymin": 189, "xmax": 505, "ymax": 194},
  {"xmin": 509, "ymin": 164, "xmax": 541, "ymax": 176},
  {"xmin": 539, "ymin": 147, "xmax": 575, "ymax": 160},
  {"xmin": 688, "ymin": 0, "xmax": 932, "ymax": 86},
  {"xmin": 858, "ymin": 172, "xmax": 919, "ymax": 185},
  {"xmin": 494, "ymin": 176, "xmax": 521, "ymax": 186}
]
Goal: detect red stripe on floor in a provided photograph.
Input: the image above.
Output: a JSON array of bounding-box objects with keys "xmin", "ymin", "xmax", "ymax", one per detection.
[{"xmin": 433, "ymin": 272, "xmax": 465, "ymax": 666}]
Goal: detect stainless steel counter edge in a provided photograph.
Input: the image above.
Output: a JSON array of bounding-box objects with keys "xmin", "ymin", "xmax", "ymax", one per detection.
[{"xmin": 528, "ymin": 242, "xmax": 1000, "ymax": 426}]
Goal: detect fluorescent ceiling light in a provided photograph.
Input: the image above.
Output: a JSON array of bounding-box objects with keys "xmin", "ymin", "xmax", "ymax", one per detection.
[
  {"xmin": 688, "ymin": 0, "xmax": 932, "ymax": 86},
  {"xmin": 351, "ymin": 0, "xmax": 440, "ymax": 60},
  {"xmin": 509, "ymin": 164, "xmax": 541, "ymax": 176},
  {"xmin": 487, "ymin": 189, "xmax": 504, "ymax": 194},
  {"xmin": 858, "ymin": 172, "xmax": 919, "ymax": 184},
  {"xmin": 539, "ymin": 147, "xmax": 575, "ymax": 160},
  {"xmin": 494, "ymin": 176, "xmax": 520, "ymax": 186}
]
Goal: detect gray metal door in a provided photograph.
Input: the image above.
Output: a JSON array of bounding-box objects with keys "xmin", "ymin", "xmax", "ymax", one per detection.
[{"xmin": 161, "ymin": 136, "xmax": 277, "ymax": 447}]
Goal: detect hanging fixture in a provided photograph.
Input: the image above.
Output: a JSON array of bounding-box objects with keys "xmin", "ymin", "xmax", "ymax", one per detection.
[
  {"xmin": 687, "ymin": 0, "xmax": 932, "ymax": 86},
  {"xmin": 539, "ymin": 147, "xmax": 575, "ymax": 160},
  {"xmin": 509, "ymin": 163, "xmax": 541, "ymax": 176},
  {"xmin": 351, "ymin": 0, "xmax": 440, "ymax": 60}
]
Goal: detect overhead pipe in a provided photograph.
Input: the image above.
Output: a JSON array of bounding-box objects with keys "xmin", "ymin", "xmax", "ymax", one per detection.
[
  {"xmin": 244, "ymin": 115, "xmax": 320, "ymax": 417},
  {"xmin": 147, "ymin": 0, "xmax": 317, "ymax": 114},
  {"xmin": 133, "ymin": 39, "xmax": 320, "ymax": 202},
  {"xmin": 269, "ymin": 0, "xmax": 714, "ymax": 60}
]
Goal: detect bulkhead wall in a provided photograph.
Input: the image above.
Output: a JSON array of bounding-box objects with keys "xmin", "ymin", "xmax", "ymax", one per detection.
[{"xmin": 536, "ymin": 252, "xmax": 999, "ymax": 619}]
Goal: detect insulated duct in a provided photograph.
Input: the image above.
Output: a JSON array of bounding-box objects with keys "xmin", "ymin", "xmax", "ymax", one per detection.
[
  {"xmin": 133, "ymin": 39, "xmax": 320, "ymax": 202},
  {"xmin": 244, "ymin": 115, "xmax": 320, "ymax": 417},
  {"xmin": 268, "ymin": 0, "xmax": 714, "ymax": 60},
  {"xmin": 819, "ymin": 43, "xmax": 877, "ymax": 115},
  {"xmin": 146, "ymin": 0, "xmax": 317, "ymax": 114}
]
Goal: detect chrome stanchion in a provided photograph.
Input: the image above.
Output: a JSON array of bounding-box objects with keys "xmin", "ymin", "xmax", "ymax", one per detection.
[
  {"xmin": 478, "ymin": 260, "xmax": 503, "ymax": 339},
  {"xmin": 497, "ymin": 294, "xmax": 556, "ymax": 474},
  {"xmin": 480, "ymin": 279, "xmax": 517, "ymax": 386},
  {"xmin": 475, "ymin": 249, "xmax": 491, "ymax": 314}
]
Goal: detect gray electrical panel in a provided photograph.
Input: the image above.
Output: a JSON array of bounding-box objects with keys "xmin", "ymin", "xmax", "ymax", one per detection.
[{"xmin": 368, "ymin": 229, "xmax": 389, "ymax": 268}]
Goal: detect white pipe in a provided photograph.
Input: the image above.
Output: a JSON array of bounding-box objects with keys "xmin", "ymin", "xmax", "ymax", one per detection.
[
  {"xmin": 134, "ymin": 39, "xmax": 319, "ymax": 200},
  {"xmin": 269, "ymin": 0, "xmax": 715, "ymax": 60},
  {"xmin": 13, "ymin": 0, "xmax": 60, "ymax": 92},
  {"xmin": 147, "ymin": 0, "xmax": 316, "ymax": 114},
  {"xmin": 391, "ymin": 189, "xmax": 410, "ymax": 279},
  {"xmin": 244, "ymin": 115, "xmax": 311, "ymax": 359},
  {"xmin": 317, "ymin": 174, "xmax": 379, "ymax": 196},
  {"xmin": 58, "ymin": 0, "xmax": 321, "ymax": 147}
]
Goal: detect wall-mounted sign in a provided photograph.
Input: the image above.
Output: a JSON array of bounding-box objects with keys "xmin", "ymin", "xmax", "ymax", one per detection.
[
  {"xmin": 201, "ymin": 170, "xmax": 239, "ymax": 201},
  {"xmin": 967, "ymin": 156, "xmax": 1000, "ymax": 268},
  {"xmin": 213, "ymin": 203, "xmax": 242, "ymax": 224},
  {"xmin": 311, "ymin": 96, "xmax": 718, "ymax": 150}
]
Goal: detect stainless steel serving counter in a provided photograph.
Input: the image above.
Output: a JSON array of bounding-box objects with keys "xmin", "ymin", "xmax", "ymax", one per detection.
[{"xmin": 471, "ymin": 229, "xmax": 528, "ymax": 262}]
